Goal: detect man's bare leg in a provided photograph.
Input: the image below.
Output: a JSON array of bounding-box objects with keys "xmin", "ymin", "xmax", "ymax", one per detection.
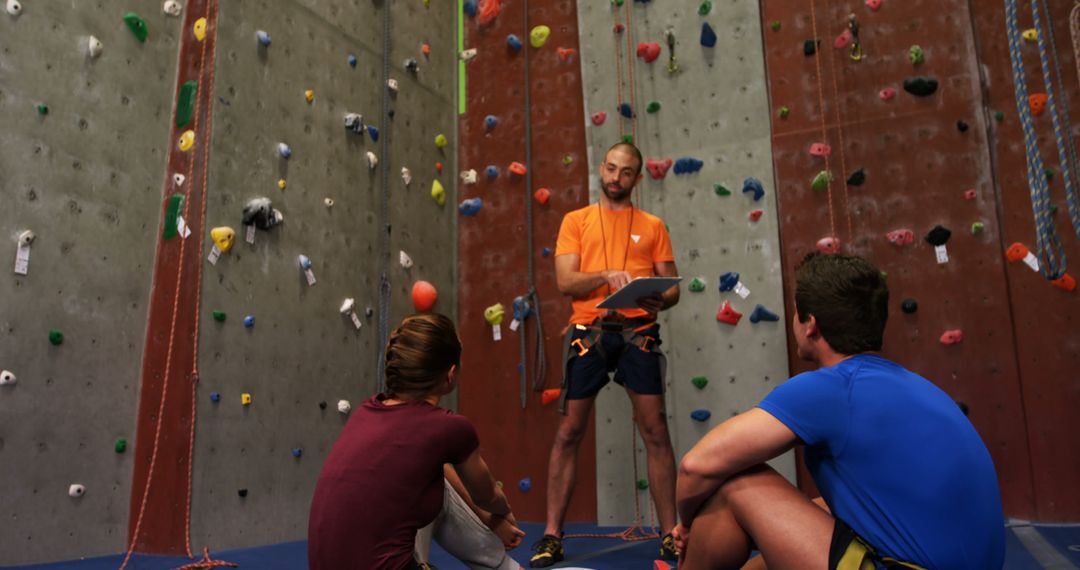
[
  {"xmin": 627, "ymin": 390, "xmax": 678, "ymax": 534},
  {"xmin": 681, "ymin": 465, "xmax": 834, "ymax": 570},
  {"xmin": 543, "ymin": 397, "xmax": 596, "ymax": 536}
]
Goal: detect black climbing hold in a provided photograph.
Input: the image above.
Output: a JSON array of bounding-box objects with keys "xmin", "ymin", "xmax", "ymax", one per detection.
[
  {"xmin": 924, "ymin": 225, "xmax": 951, "ymax": 246},
  {"xmin": 700, "ymin": 22, "xmax": 717, "ymax": 48},
  {"xmin": 903, "ymin": 76, "xmax": 938, "ymax": 97},
  {"xmin": 318, "ymin": 401, "xmax": 328, "ymax": 410},
  {"xmin": 956, "ymin": 120, "xmax": 969, "ymax": 132},
  {"xmin": 238, "ymin": 489, "xmax": 248, "ymax": 498},
  {"xmin": 804, "ymin": 39, "xmax": 818, "ymax": 56},
  {"xmin": 900, "ymin": 298, "xmax": 918, "ymax": 314},
  {"xmin": 846, "ymin": 169, "xmax": 866, "ymax": 186}
]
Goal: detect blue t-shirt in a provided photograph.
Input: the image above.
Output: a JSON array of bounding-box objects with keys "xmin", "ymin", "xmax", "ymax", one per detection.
[{"xmin": 758, "ymin": 354, "xmax": 1004, "ymax": 570}]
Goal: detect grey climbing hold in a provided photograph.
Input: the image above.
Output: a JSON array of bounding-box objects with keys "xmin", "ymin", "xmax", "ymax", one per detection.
[{"xmin": 242, "ymin": 197, "xmax": 284, "ymax": 230}]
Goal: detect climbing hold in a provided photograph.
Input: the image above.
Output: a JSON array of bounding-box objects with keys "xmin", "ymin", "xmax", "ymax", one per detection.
[
  {"xmin": 1029, "ymin": 93, "xmax": 1048, "ymax": 116},
  {"xmin": 163, "ymin": 193, "xmax": 185, "ymax": 240},
  {"xmin": 816, "ymin": 236, "xmax": 841, "ymax": 254},
  {"xmin": 292, "ymin": 448, "xmax": 302, "ymax": 458},
  {"xmin": 534, "ymin": 187, "xmax": 551, "ymax": 205},
  {"xmin": 435, "ymin": 134, "xmax": 448, "ymax": 148},
  {"xmin": 404, "ymin": 58, "xmax": 419, "ymax": 73},
  {"xmin": 387, "ymin": 78, "xmax": 400, "ymax": 93},
  {"xmin": 646, "ymin": 101, "xmax": 661, "ymax": 114},
  {"xmin": 865, "ymin": 0, "xmax": 882, "ymax": 11},
  {"xmin": 619, "ymin": 103, "xmax": 634, "ymax": 119},
  {"xmin": 939, "ymin": 330, "xmax": 963, "ymax": 346},
  {"xmin": 35, "ymin": 103, "xmax": 48, "ymax": 116},
  {"xmin": 809, "ymin": 143, "xmax": 832, "ymax": 157},
  {"xmin": 878, "ymin": 87, "xmax": 897, "ymax": 101},
  {"xmin": 278, "ymin": 178, "xmax": 287, "ymax": 190},
  {"xmin": 530, "ymin": 25, "xmax": 550, "ymax": 48},
  {"xmin": 87, "ymin": 36, "xmax": 103, "ymax": 58},
  {"xmin": 208, "ymin": 392, "xmax": 221, "ymax": 404},
  {"xmin": 718, "ymin": 272, "xmax": 741, "ymax": 293},
  {"xmin": 421, "ymin": 42, "xmax": 432, "ymax": 57},
  {"xmin": 48, "ymin": 329, "xmax": 64, "ymax": 346},
  {"xmin": 459, "ymin": 48, "xmax": 478, "ymax": 61},
  {"xmin": 124, "ymin": 12, "xmax": 149, "ymax": 43},
  {"xmin": 256, "ymin": 30, "xmax": 271, "ymax": 46},
  {"xmin": 776, "ymin": 106, "xmax": 791, "ymax": 120},
  {"xmin": 636, "ymin": 42, "xmax": 662, "ymax": 63},
  {"xmin": 1006, "ymin": 243, "xmax": 1031, "ymax": 263},
  {"xmin": 509, "ymin": 162, "xmax": 527, "ymax": 176},
  {"xmin": 885, "ymin": 229, "xmax": 914, "ymax": 246},
  {"xmin": 411, "ymin": 281, "xmax": 438, "ymax": 313},
  {"xmin": 994, "ymin": 111, "xmax": 1005, "ymax": 122},
  {"xmin": 613, "ymin": 23, "xmax": 625, "ymax": 34},
  {"xmin": 1022, "ymin": 28, "xmax": 1037, "ymax": 42},
  {"xmin": 956, "ymin": 120, "xmax": 969, "ymax": 132},
  {"xmin": 811, "ymin": 170, "xmax": 833, "ymax": 192},
  {"xmin": 971, "ymin": 222, "xmax": 985, "ymax": 235},
  {"xmin": 847, "ymin": 169, "xmax": 866, "ymax": 186},
  {"xmin": 193, "ymin": 17, "xmax": 207, "ymax": 41},
  {"xmin": 464, "ymin": 0, "xmax": 477, "ymax": 17},
  {"xmin": 645, "ymin": 159, "xmax": 673, "ymax": 180},
  {"xmin": 6, "ymin": 0, "xmax": 21, "ymax": 16},
  {"xmin": 673, "ymin": 157, "xmax": 704, "ymax": 175},
  {"xmin": 174, "ymin": 173, "xmax": 186, "ymax": 187},
  {"xmin": 338, "ymin": 399, "xmax": 352, "ymax": 414},
  {"xmin": 324, "ymin": 197, "xmax": 334, "ymax": 207},
  {"xmin": 518, "ymin": 478, "xmax": 532, "ymax": 493},
  {"xmin": 557, "ymin": 47, "xmax": 576, "ymax": 61},
  {"xmin": 749, "ymin": 305, "xmax": 779, "ymax": 323},
  {"xmin": 690, "ymin": 409, "xmax": 712, "ymax": 422},
  {"xmin": 212, "ymin": 310, "xmax": 226, "ymax": 322},
  {"xmin": 243, "ymin": 315, "xmax": 255, "ymax": 328},
  {"xmin": 716, "ymin": 300, "xmax": 742, "ymax": 326},
  {"xmin": 714, "ymin": 184, "xmax": 731, "ymax": 197},
  {"xmin": 277, "ymin": 142, "xmax": 292, "ymax": 159},
  {"xmin": 318, "ymin": 401, "xmax": 328, "ymax": 410},
  {"xmin": 400, "ymin": 251, "xmax": 414, "ymax": 269},
  {"xmin": 636, "ymin": 479, "xmax": 649, "ymax": 490},
  {"xmin": 903, "ymin": 77, "xmax": 938, "ymax": 97},
  {"xmin": 900, "ymin": 299, "xmax": 918, "ymax": 314},
  {"xmin": 431, "ymin": 180, "xmax": 446, "ymax": 206},
  {"xmin": 459, "ymin": 197, "xmax": 483, "ymax": 216},
  {"xmin": 436, "ymin": 162, "xmax": 444, "ymax": 173},
  {"xmin": 1050, "ymin": 274, "xmax": 1077, "ymax": 292},
  {"xmin": 833, "ymin": 29, "xmax": 853, "ymax": 50},
  {"xmin": 591, "ymin": 112, "xmax": 607, "ymax": 126},
  {"xmin": 804, "ymin": 39, "xmax": 818, "ymax": 56},
  {"xmin": 688, "ymin": 278, "xmax": 706, "ymax": 293},
  {"xmin": 366, "ymin": 151, "xmax": 378, "ymax": 169},
  {"xmin": 924, "ymin": 225, "xmax": 952, "ymax": 246},
  {"xmin": 541, "ymin": 247, "xmax": 552, "ymax": 257},
  {"xmin": 501, "ymin": 34, "xmax": 523, "ymax": 53},
  {"xmin": 512, "ymin": 296, "xmax": 532, "ymax": 323},
  {"xmin": 69, "ymin": 484, "xmax": 86, "ymax": 498},
  {"xmin": 700, "ymin": 22, "xmax": 717, "ymax": 48},
  {"xmin": 460, "ymin": 169, "xmax": 477, "ymax": 185},
  {"xmin": 748, "ymin": 209, "xmax": 763, "ymax": 222},
  {"xmin": 964, "ymin": 188, "xmax": 977, "ymax": 200},
  {"xmin": 241, "ymin": 197, "xmax": 283, "ymax": 230},
  {"xmin": 348, "ymin": 53, "xmax": 357, "ymax": 67},
  {"xmin": 238, "ymin": 489, "xmax": 248, "ymax": 498},
  {"xmin": 698, "ymin": 0, "xmax": 712, "ymax": 15},
  {"xmin": 304, "ymin": 89, "xmax": 315, "ymax": 104},
  {"xmin": 162, "ymin": 1, "xmax": 182, "ymax": 17},
  {"xmin": 210, "ymin": 227, "xmax": 236, "ymax": 252},
  {"xmin": 691, "ymin": 376, "xmax": 708, "ymax": 389},
  {"xmin": 401, "ymin": 167, "xmax": 412, "ymax": 186},
  {"xmin": 485, "ymin": 165, "xmax": 498, "ymax": 179},
  {"xmin": 241, "ymin": 393, "xmax": 252, "ymax": 405},
  {"xmin": 909, "ymin": 45, "xmax": 924, "ymax": 65},
  {"xmin": 484, "ymin": 303, "xmax": 505, "ymax": 326},
  {"xmin": 176, "ymin": 80, "xmax": 197, "ymax": 128},
  {"xmin": 0, "ymin": 370, "xmax": 16, "ymax": 386},
  {"xmin": 485, "ymin": 115, "xmax": 498, "ymax": 129},
  {"xmin": 178, "ymin": 130, "xmax": 195, "ymax": 151},
  {"xmin": 478, "ymin": 0, "xmax": 502, "ymax": 26},
  {"xmin": 344, "ymin": 113, "xmax": 364, "ymax": 133}
]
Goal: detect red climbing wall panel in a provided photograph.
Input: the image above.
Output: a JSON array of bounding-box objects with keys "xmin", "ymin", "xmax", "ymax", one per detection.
[
  {"xmin": 760, "ymin": 0, "xmax": 1039, "ymax": 518},
  {"xmin": 457, "ymin": 2, "xmax": 595, "ymax": 521},
  {"xmin": 969, "ymin": 1, "xmax": 1080, "ymax": 521}
]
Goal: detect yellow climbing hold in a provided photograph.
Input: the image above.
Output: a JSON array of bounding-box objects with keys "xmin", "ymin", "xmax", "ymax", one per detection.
[
  {"xmin": 193, "ymin": 17, "xmax": 207, "ymax": 41},
  {"xmin": 530, "ymin": 25, "xmax": 551, "ymax": 48},
  {"xmin": 431, "ymin": 180, "xmax": 446, "ymax": 206},
  {"xmin": 304, "ymin": 89, "xmax": 314, "ymax": 103},
  {"xmin": 178, "ymin": 130, "xmax": 195, "ymax": 151},
  {"xmin": 484, "ymin": 303, "xmax": 505, "ymax": 325},
  {"xmin": 210, "ymin": 227, "xmax": 236, "ymax": 253},
  {"xmin": 241, "ymin": 393, "xmax": 252, "ymax": 405},
  {"xmin": 434, "ymin": 133, "xmax": 448, "ymax": 148},
  {"xmin": 1022, "ymin": 28, "xmax": 1037, "ymax": 42},
  {"xmin": 278, "ymin": 178, "xmax": 287, "ymax": 190}
]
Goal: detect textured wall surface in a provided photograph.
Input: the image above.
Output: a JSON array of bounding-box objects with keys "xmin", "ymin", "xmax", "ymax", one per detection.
[
  {"xmin": 0, "ymin": 1, "xmax": 180, "ymax": 564},
  {"xmin": 577, "ymin": 0, "xmax": 794, "ymax": 525}
]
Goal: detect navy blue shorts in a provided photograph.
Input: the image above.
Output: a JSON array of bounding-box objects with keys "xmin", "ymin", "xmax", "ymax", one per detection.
[{"xmin": 564, "ymin": 324, "xmax": 665, "ymax": 400}]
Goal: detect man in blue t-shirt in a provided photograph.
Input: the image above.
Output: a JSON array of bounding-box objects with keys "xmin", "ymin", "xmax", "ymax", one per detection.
[{"xmin": 671, "ymin": 253, "xmax": 1004, "ymax": 569}]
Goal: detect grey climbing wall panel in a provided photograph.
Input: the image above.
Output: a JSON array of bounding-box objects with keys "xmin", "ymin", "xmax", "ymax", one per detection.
[
  {"xmin": 0, "ymin": 1, "xmax": 181, "ymax": 565},
  {"xmin": 577, "ymin": 0, "xmax": 794, "ymax": 525}
]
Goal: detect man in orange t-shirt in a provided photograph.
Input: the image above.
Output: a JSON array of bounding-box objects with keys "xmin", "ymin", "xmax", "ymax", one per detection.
[{"xmin": 530, "ymin": 142, "xmax": 681, "ymax": 567}]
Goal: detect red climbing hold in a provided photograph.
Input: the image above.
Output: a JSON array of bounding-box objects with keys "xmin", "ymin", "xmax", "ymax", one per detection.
[
  {"xmin": 557, "ymin": 47, "xmax": 576, "ymax": 61},
  {"xmin": 939, "ymin": 329, "xmax": 964, "ymax": 345},
  {"xmin": 541, "ymin": 388, "xmax": 561, "ymax": 405},
  {"xmin": 478, "ymin": 0, "xmax": 501, "ymax": 26},
  {"xmin": 436, "ymin": 162, "xmax": 444, "ymax": 173},
  {"xmin": 421, "ymin": 43, "xmax": 431, "ymax": 57},
  {"xmin": 865, "ymin": 0, "xmax": 882, "ymax": 11},
  {"xmin": 614, "ymin": 23, "xmax": 625, "ymax": 34},
  {"xmin": 509, "ymin": 162, "xmax": 527, "ymax": 176},
  {"xmin": 816, "ymin": 236, "xmax": 841, "ymax": 254},
  {"xmin": 885, "ymin": 229, "xmax": 914, "ymax": 246},
  {"xmin": 412, "ymin": 280, "xmax": 438, "ymax": 312},
  {"xmin": 964, "ymin": 188, "xmax": 977, "ymax": 200},
  {"xmin": 833, "ymin": 29, "xmax": 853, "ymax": 49},
  {"xmin": 591, "ymin": 111, "xmax": 607, "ymax": 126},
  {"xmin": 748, "ymin": 209, "xmax": 763, "ymax": 222},
  {"xmin": 716, "ymin": 300, "xmax": 743, "ymax": 326},
  {"xmin": 636, "ymin": 42, "xmax": 662, "ymax": 63},
  {"xmin": 645, "ymin": 159, "xmax": 673, "ymax": 180},
  {"xmin": 879, "ymin": 87, "xmax": 896, "ymax": 101},
  {"xmin": 810, "ymin": 143, "xmax": 832, "ymax": 157},
  {"xmin": 1051, "ymin": 273, "xmax": 1076, "ymax": 292},
  {"xmin": 1005, "ymin": 242, "xmax": 1029, "ymax": 262},
  {"xmin": 534, "ymin": 187, "xmax": 551, "ymax": 205},
  {"xmin": 1029, "ymin": 93, "xmax": 1048, "ymax": 116}
]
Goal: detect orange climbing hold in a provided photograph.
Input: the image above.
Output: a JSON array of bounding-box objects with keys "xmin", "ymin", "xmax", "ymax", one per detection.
[
  {"xmin": 436, "ymin": 162, "xmax": 444, "ymax": 173},
  {"xmin": 1029, "ymin": 93, "xmax": 1048, "ymax": 116},
  {"xmin": 412, "ymin": 280, "xmax": 438, "ymax": 312},
  {"xmin": 534, "ymin": 187, "xmax": 551, "ymax": 205},
  {"xmin": 557, "ymin": 47, "xmax": 576, "ymax": 61},
  {"xmin": 509, "ymin": 162, "xmax": 527, "ymax": 176},
  {"xmin": 1051, "ymin": 273, "xmax": 1076, "ymax": 292},
  {"xmin": 478, "ymin": 0, "xmax": 501, "ymax": 26},
  {"xmin": 939, "ymin": 329, "xmax": 964, "ymax": 345},
  {"xmin": 541, "ymin": 388, "xmax": 561, "ymax": 405},
  {"xmin": 421, "ymin": 43, "xmax": 431, "ymax": 56},
  {"xmin": 1005, "ymin": 242, "xmax": 1029, "ymax": 262}
]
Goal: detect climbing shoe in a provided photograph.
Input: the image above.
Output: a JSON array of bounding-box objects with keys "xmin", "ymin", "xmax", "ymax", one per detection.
[
  {"xmin": 529, "ymin": 534, "xmax": 564, "ymax": 568},
  {"xmin": 658, "ymin": 533, "xmax": 678, "ymax": 561}
]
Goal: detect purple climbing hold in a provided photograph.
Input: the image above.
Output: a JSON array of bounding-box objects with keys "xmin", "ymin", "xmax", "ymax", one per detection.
[
  {"xmin": 459, "ymin": 197, "xmax": 483, "ymax": 216},
  {"xmin": 619, "ymin": 103, "xmax": 634, "ymax": 118},
  {"xmin": 367, "ymin": 125, "xmax": 379, "ymax": 141},
  {"xmin": 507, "ymin": 34, "xmax": 523, "ymax": 51},
  {"xmin": 742, "ymin": 177, "xmax": 765, "ymax": 201},
  {"xmin": 700, "ymin": 22, "xmax": 717, "ymax": 48},
  {"xmin": 673, "ymin": 157, "xmax": 705, "ymax": 174},
  {"xmin": 719, "ymin": 271, "xmax": 740, "ymax": 292},
  {"xmin": 749, "ymin": 305, "xmax": 779, "ymax": 323},
  {"xmin": 690, "ymin": 409, "xmax": 712, "ymax": 422}
]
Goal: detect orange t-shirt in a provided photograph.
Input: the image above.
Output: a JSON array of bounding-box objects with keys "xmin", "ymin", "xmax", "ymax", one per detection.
[{"xmin": 555, "ymin": 204, "xmax": 675, "ymax": 325}]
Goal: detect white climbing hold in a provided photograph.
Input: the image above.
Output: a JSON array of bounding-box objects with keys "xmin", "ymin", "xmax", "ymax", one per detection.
[
  {"xmin": 173, "ymin": 173, "xmax": 186, "ymax": 186},
  {"xmin": 6, "ymin": 0, "xmax": 22, "ymax": 17},
  {"xmin": 87, "ymin": 36, "xmax": 103, "ymax": 58},
  {"xmin": 387, "ymin": 78, "xmax": 399, "ymax": 93},
  {"xmin": 0, "ymin": 370, "xmax": 16, "ymax": 386},
  {"xmin": 401, "ymin": 167, "xmax": 412, "ymax": 186},
  {"xmin": 344, "ymin": 113, "xmax": 364, "ymax": 134},
  {"xmin": 339, "ymin": 298, "xmax": 356, "ymax": 314},
  {"xmin": 163, "ymin": 0, "xmax": 182, "ymax": 16},
  {"xmin": 323, "ymin": 197, "xmax": 334, "ymax": 207},
  {"xmin": 337, "ymin": 399, "xmax": 352, "ymax": 414},
  {"xmin": 18, "ymin": 230, "xmax": 35, "ymax": 246},
  {"xmin": 460, "ymin": 169, "xmax": 478, "ymax": 185},
  {"xmin": 459, "ymin": 48, "xmax": 478, "ymax": 61},
  {"xmin": 68, "ymin": 484, "xmax": 85, "ymax": 498},
  {"xmin": 366, "ymin": 151, "xmax": 378, "ymax": 169},
  {"xmin": 399, "ymin": 250, "xmax": 414, "ymax": 269}
]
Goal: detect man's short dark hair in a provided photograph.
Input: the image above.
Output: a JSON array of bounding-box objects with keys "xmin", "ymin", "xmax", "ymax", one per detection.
[
  {"xmin": 794, "ymin": 253, "xmax": 889, "ymax": 355},
  {"xmin": 606, "ymin": 142, "xmax": 643, "ymax": 178}
]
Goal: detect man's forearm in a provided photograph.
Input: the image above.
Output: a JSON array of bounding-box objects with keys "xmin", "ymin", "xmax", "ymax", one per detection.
[
  {"xmin": 676, "ymin": 472, "xmax": 721, "ymax": 528},
  {"xmin": 559, "ymin": 270, "xmax": 608, "ymax": 298}
]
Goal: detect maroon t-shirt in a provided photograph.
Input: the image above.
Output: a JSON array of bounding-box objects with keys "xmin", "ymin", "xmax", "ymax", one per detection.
[{"xmin": 308, "ymin": 394, "xmax": 480, "ymax": 569}]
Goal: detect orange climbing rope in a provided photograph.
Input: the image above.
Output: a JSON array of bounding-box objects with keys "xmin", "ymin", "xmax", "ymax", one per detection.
[
  {"xmin": 823, "ymin": 2, "xmax": 855, "ymax": 243},
  {"xmin": 171, "ymin": 547, "xmax": 238, "ymax": 570},
  {"xmin": 808, "ymin": 0, "xmax": 838, "ymax": 242}
]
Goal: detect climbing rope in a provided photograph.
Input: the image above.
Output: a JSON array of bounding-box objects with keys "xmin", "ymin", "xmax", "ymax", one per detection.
[
  {"xmin": 1005, "ymin": 0, "xmax": 1068, "ymax": 278},
  {"xmin": 1072, "ymin": 3, "xmax": 1080, "ymax": 87},
  {"xmin": 519, "ymin": 0, "xmax": 539, "ymax": 408},
  {"xmin": 807, "ymin": 0, "xmax": 838, "ymax": 242},
  {"xmin": 823, "ymin": 1, "xmax": 855, "ymax": 244},
  {"xmin": 376, "ymin": 0, "xmax": 393, "ymax": 392},
  {"xmin": 623, "ymin": 0, "xmax": 639, "ymax": 145}
]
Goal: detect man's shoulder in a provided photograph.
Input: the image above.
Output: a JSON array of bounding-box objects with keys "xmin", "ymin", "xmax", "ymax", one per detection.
[{"xmin": 635, "ymin": 208, "xmax": 666, "ymax": 228}]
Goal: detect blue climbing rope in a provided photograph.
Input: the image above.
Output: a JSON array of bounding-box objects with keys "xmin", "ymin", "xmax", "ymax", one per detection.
[{"xmin": 1004, "ymin": 0, "xmax": 1067, "ymax": 279}]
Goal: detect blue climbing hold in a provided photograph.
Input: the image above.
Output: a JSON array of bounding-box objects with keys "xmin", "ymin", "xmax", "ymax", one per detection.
[
  {"xmin": 749, "ymin": 304, "xmax": 779, "ymax": 323},
  {"xmin": 513, "ymin": 296, "xmax": 532, "ymax": 321},
  {"xmin": 243, "ymin": 315, "xmax": 255, "ymax": 328},
  {"xmin": 459, "ymin": 197, "xmax": 483, "ymax": 216},
  {"xmin": 690, "ymin": 409, "xmax": 712, "ymax": 422},
  {"xmin": 210, "ymin": 392, "xmax": 221, "ymax": 402},
  {"xmin": 485, "ymin": 165, "xmax": 499, "ymax": 179},
  {"xmin": 348, "ymin": 53, "xmax": 357, "ymax": 67},
  {"xmin": 256, "ymin": 30, "xmax": 272, "ymax": 47},
  {"xmin": 518, "ymin": 477, "xmax": 532, "ymax": 493},
  {"xmin": 673, "ymin": 157, "xmax": 705, "ymax": 174},
  {"xmin": 298, "ymin": 254, "xmax": 313, "ymax": 270},
  {"xmin": 619, "ymin": 103, "xmax": 634, "ymax": 118},
  {"xmin": 507, "ymin": 34, "xmax": 523, "ymax": 51},
  {"xmin": 278, "ymin": 142, "xmax": 292, "ymax": 159},
  {"xmin": 701, "ymin": 22, "xmax": 717, "ymax": 48},
  {"xmin": 485, "ymin": 115, "xmax": 498, "ymax": 130},
  {"xmin": 719, "ymin": 271, "xmax": 740, "ymax": 292},
  {"xmin": 367, "ymin": 125, "xmax": 379, "ymax": 141},
  {"xmin": 464, "ymin": 0, "xmax": 477, "ymax": 17},
  {"xmin": 541, "ymin": 247, "xmax": 552, "ymax": 257},
  {"xmin": 291, "ymin": 447, "xmax": 302, "ymax": 458},
  {"xmin": 742, "ymin": 177, "xmax": 765, "ymax": 201}
]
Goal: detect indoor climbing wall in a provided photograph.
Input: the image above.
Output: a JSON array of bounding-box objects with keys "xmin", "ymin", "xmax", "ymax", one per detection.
[
  {"xmin": 577, "ymin": 1, "xmax": 794, "ymax": 525},
  {"xmin": 0, "ymin": 1, "xmax": 182, "ymax": 564},
  {"xmin": 758, "ymin": 0, "xmax": 1078, "ymax": 518}
]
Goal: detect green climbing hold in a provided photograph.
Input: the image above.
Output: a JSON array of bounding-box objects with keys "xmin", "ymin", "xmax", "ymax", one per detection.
[
  {"xmin": 646, "ymin": 101, "xmax": 661, "ymax": 114},
  {"xmin": 212, "ymin": 310, "xmax": 227, "ymax": 322},
  {"xmin": 994, "ymin": 111, "xmax": 1005, "ymax": 122},
  {"xmin": 1044, "ymin": 168, "xmax": 1054, "ymax": 181},
  {"xmin": 909, "ymin": 45, "xmax": 924, "ymax": 65},
  {"xmin": 714, "ymin": 183, "xmax": 731, "ymax": 196},
  {"xmin": 36, "ymin": 104, "xmax": 48, "ymax": 115},
  {"xmin": 123, "ymin": 12, "xmax": 149, "ymax": 43},
  {"xmin": 771, "ymin": 20, "xmax": 782, "ymax": 32},
  {"xmin": 778, "ymin": 106, "xmax": 790, "ymax": 119},
  {"xmin": 698, "ymin": 0, "xmax": 712, "ymax": 15},
  {"xmin": 563, "ymin": 155, "xmax": 573, "ymax": 166},
  {"xmin": 1049, "ymin": 204, "xmax": 1058, "ymax": 214},
  {"xmin": 613, "ymin": 0, "xmax": 624, "ymax": 6},
  {"xmin": 688, "ymin": 278, "xmax": 706, "ymax": 293},
  {"xmin": 163, "ymin": 193, "xmax": 185, "ymax": 240},
  {"xmin": 115, "ymin": 438, "xmax": 127, "ymax": 453},
  {"xmin": 176, "ymin": 80, "xmax": 198, "ymax": 129},
  {"xmin": 971, "ymin": 222, "xmax": 985, "ymax": 235},
  {"xmin": 691, "ymin": 376, "xmax": 708, "ymax": 389},
  {"xmin": 48, "ymin": 329, "xmax": 64, "ymax": 346},
  {"xmin": 622, "ymin": 134, "xmax": 634, "ymax": 144},
  {"xmin": 636, "ymin": 479, "xmax": 649, "ymax": 490},
  {"xmin": 811, "ymin": 170, "xmax": 833, "ymax": 192}
]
